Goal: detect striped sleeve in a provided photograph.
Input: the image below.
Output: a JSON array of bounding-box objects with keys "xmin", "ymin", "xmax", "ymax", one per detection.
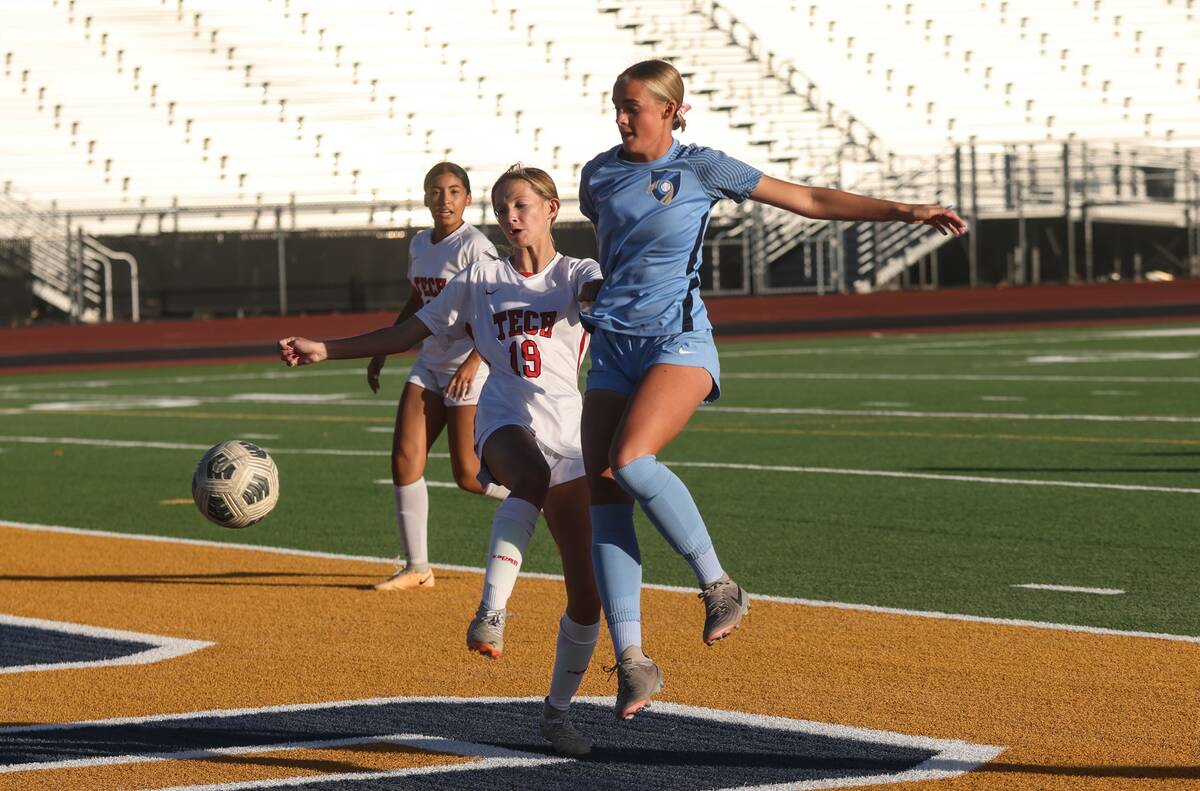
[
  {"xmin": 578, "ymin": 155, "xmax": 604, "ymax": 223},
  {"xmin": 687, "ymin": 146, "xmax": 764, "ymax": 203}
]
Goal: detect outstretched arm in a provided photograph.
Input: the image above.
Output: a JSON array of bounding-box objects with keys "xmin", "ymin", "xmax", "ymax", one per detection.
[
  {"xmin": 280, "ymin": 315, "xmax": 433, "ymax": 367},
  {"xmin": 750, "ymin": 175, "xmax": 967, "ymax": 236}
]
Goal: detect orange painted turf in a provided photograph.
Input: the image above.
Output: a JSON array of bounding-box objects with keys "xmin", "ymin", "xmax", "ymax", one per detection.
[{"xmin": 1, "ymin": 524, "xmax": 1197, "ymax": 789}]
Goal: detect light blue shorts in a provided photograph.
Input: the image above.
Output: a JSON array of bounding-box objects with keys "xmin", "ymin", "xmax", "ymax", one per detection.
[{"xmin": 586, "ymin": 328, "xmax": 722, "ymax": 403}]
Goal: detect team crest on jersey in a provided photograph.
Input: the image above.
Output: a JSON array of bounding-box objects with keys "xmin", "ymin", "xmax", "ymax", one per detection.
[{"xmin": 647, "ymin": 169, "xmax": 683, "ymax": 205}]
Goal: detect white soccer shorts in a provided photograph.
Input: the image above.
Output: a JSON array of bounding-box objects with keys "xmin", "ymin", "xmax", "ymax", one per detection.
[{"xmin": 406, "ymin": 360, "xmax": 489, "ymax": 407}]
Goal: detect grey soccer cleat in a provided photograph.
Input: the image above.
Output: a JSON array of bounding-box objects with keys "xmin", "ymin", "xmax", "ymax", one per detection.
[
  {"xmin": 699, "ymin": 575, "xmax": 750, "ymax": 645},
  {"xmin": 466, "ymin": 604, "xmax": 506, "ymax": 659},
  {"xmin": 539, "ymin": 699, "xmax": 592, "ymax": 756},
  {"xmin": 610, "ymin": 646, "xmax": 664, "ymax": 721}
]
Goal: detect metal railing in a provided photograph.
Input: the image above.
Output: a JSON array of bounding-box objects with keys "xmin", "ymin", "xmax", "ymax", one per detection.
[
  {"xmin": 721, "ymin": 139, "xmax": 1200, "ymax": 294},
  {"xmin": 0, "ymin": 187, "xmax": 140, "ymax": 322}
]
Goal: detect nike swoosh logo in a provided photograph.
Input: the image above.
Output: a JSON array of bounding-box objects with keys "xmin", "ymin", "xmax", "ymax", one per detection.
[
  {"xmin": 485, "ymin": 288, "xmax": 499, "ymax": 295},
  {"xmin": 676, "ymin": 348, "xmax": 695, "ymax": 355}
]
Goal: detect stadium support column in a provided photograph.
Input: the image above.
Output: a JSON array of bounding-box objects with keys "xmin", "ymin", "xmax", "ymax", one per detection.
[
  {"xmin": 74, "ymin": 228, "xmax": 85, "ymax": 324},
  {"xmin": 1015, "ymin": 176, "xmax": 1026, "ymax": 286},
  {"xmin": 969, "ymin": 144, "xmax": 979, "ymax": 288},
  {"xmin": 1081, "ymin": 143, "xmax": 1093, "ymax": 283},
  {"xmin": 750, "ymin": 201, "xmax": 766, "ymax": 294},
  {"xmin": 64, "ymin": 214, "xmax": 75, "ymax": 325},
  {"xmin": 1187, "ymin": 151, "xmax": 1199, "ymax": 278},
  {"xmin": 275, "ymin": 207, "xmax": 288, "ymax": 316},
  {"xmin": 1063, "ymin": 142, "xmax": 1076, "ymax": 283}
]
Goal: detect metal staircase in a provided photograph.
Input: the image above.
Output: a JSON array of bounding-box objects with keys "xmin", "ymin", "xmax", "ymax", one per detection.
[{"xmin": 0, "ymin": 188, "xmax": 139, "ymax": 322}]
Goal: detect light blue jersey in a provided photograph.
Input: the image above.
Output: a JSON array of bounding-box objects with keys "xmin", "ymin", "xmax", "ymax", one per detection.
[{"xmin": 579, "ymin": 139, "xmax": 762, "ymax": 335}]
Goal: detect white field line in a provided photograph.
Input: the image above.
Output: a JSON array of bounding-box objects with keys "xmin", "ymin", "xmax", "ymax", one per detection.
[
  {"xmin": 1026, "ymin": 352, "xmax": 1199, "ymax": 364},
  {"xmin": 0, "ymin": 366, "xmax": 412, "ymax": 393},
  {"xmin": 720, "ymin": 372, "xmax": 1200, "ymax": 383},
  {"xmin": 1, "ymin": 323, "xmax": 1194, "ymax": 392},
  {"xmin": 0, "ymin": 694, "xmax": 1002, "ymax": 790},
  {"xmin": 666, "ymin": 459, "xmax": 1200, "ymax": 495},
  {"xmin": 3, "ymin": 520, "xmax": 1198, "ymax": 645},
  {"xmin": 373, "ymin": 479, "xmax": 458, "ymax": 488},
  {"xmin": 0, "ymin": 614, "xmax": 212, "ymax": 674},
  {"xmin": 1011, "ymin": 584, "xmax": 1125, "ymax": 596},
  {"xmin": 0, "ymin": 435, "xmax": 449, "ymax": 460},
  {"xmin": 1, "ymin": 435, "xmax": 1196, "ymax": 494},
  {"xmin": 1101, "ymin": 328, "xmax": 1200, "ymax": 338},
  {"xmin": 721, "ymin": 343, "xmax": 1200, "ymax": 359},
  {"xmin": 702, "ymin": 406, "xmax": 1200, "ymax": 424},
  {"xmin": 11, "ymin": 393, "xmax": 1200, "ymax": 424},
  {"xmin": 0, "ymin": 726, "xmax": 568, "ymax": 777}
]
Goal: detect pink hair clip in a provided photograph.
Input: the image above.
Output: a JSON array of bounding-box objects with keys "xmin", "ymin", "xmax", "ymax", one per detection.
[{"xmin": 678, "ymin": 103, "xmax": 692, "ymax": 116}]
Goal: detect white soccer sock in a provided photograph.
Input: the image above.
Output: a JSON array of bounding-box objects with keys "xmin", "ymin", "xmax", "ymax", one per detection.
[
  {"xmin": 547, "ymin": 613, "xmax": 600, "ymax": 712},
  {"xmin": 483, "ymin": 483, "xmax": 511, "ymax": 501},
  {"xmin": 480, "ymin": 497, "xmax": 540, "ymax": 610},
  {"xmin": 393, "ymin": 479, "xmax": 429, "ymax": 571}
]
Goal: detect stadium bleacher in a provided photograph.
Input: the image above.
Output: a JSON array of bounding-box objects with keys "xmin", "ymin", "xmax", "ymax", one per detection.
[
  {"xmin": 5, "ymin": 0, "xmax": 1195, "ymax": 209},
  {"xmin": 1, "ymin": 0, "xmax": 1196, "ymax": 316}
]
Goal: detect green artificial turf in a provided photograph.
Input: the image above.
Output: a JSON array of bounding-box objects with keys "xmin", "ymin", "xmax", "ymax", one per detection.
[{"xmin": 2, "ymin": 322, "xmax": 1197, "ymax": 635}]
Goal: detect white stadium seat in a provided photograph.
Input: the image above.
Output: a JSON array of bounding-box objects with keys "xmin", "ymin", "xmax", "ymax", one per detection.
[{"xmin": 0, "ymin": 0, "xmax": 1194, "ymax": 230}]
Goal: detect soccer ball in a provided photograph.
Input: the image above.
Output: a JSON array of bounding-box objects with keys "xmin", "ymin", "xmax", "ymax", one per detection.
[{"xmin": 192, "ymin": 440, "xmax": 280, "ymax": 529}]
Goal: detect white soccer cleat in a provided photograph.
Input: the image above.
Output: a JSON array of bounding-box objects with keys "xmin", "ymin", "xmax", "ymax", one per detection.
[{"xmin": 373, "ymin": 566, "xmax": 435, "ymax": 591}]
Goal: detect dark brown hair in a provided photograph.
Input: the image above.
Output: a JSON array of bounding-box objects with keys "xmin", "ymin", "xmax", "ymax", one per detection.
[{"xmin": 423, "ymin": 161, "xmax": 471, "ymax": 194}]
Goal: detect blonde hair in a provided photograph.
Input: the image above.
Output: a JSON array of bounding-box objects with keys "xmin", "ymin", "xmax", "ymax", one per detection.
[
  {"xmin": 490, "ymin": 163, "xmax": 560, "ymax": 224},
  {"xmin": 615, "ymin": 59, "xmax": 687, "ymax": 131}
]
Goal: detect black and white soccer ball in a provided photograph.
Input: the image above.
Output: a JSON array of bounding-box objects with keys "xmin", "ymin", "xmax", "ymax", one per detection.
[{"xmin": 192, "ymin": 440, "xmax": 280, "ymax": 529}]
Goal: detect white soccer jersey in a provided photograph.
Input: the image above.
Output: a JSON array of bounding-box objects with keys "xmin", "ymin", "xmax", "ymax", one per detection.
[
  {"xmin": 406, "ymin": 223, "xmax": 497, "ymax": 371},
  {"xmin": 415, "ymin": 253, "xmax": 602, "ymax": 458}
]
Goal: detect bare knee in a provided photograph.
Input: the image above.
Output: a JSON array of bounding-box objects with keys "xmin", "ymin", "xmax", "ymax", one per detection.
[
  {"xmin": 391, "ymin": 445, "xmax": 426, "ymax": 486},
  {"xmin": 608, "ymin": 443, "xmax": 649, "ymax": 476},
  {"xmin": 451, "ymin": 463, "xmax": 484, "ymax": 495},
  {"xmin": 502, "ymin": 465, "xmax": 551, "ymax": 509}
]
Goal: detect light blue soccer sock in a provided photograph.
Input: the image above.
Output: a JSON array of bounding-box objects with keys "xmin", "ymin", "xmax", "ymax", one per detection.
[
  {"xmin": 590, "ymin": 503, "xmax": 643, "ymax": 655},
  {"xmin": 613, "ymin": 455, "xmax": 725, "ymax": 586}
]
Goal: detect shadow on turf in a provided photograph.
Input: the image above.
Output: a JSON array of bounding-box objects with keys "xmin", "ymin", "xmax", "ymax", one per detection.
[
  {"xmin": 175, "ymin": 744, "xmax": 446, "ymax": 775},
  {"xmin": 140, "ymin": 746, "xmax": 1200, "ymax": 782},
  {"xmin": 0, "ymin": 571, "xmax": 375, "ymax": 590}
]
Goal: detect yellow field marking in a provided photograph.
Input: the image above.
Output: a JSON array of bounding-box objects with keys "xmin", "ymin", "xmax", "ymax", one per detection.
[
  {"xmin": 687, "ymin": 424, "xmax": 1200, "ymax": 446},
  {"xmin": 1, "ymin": 525, "xmax": 1196, "ymax": 790},
  {"xmin": 158, "ymin": 498, "xmax": 193, "ymax": 506}
]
